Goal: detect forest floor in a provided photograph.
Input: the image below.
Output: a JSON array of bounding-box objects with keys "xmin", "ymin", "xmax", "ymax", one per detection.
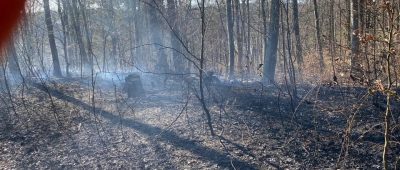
[{"xmin": 0, "ymin": 75, "xmax": 399, "ymax": 169}]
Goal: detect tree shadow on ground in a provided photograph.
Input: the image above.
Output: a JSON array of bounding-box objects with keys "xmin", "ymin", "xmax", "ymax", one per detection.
[{"xmin": 30, "ymin": 82, "xmax": 257, "ymax": 169}]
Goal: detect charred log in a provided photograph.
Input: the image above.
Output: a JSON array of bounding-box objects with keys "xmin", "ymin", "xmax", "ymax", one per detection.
[{"xmin": 123, "ymin": 73, "xmax": 145, "ymax": 98}]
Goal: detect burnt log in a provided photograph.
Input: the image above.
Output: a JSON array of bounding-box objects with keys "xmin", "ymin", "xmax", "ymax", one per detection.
[{"xmin": 123, "ymin": 73, "xmax": 145, "ymax": 98}]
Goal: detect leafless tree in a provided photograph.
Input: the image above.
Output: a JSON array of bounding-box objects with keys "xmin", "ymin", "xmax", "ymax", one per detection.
[{"xmin": 43, "ymin": 0, "xmax": 62, "ymax": 77}]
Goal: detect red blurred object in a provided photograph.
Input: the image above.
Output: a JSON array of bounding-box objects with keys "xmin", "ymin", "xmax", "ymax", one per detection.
[{"xmin": 0, "ymin": 0, "xmax": 26, "ymax": 57}]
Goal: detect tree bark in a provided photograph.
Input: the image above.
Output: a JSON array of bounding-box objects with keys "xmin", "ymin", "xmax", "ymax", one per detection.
[
  {"xmin": 292, "ymin": 0, "xmax": 303, "ymax": 67},
  {"xmin": 350, "ymin": 0, "xmax": 363, "ymax": 79},
  {"xmin": 108, "ymin": 1, "xmax": 118, "ymax": 71},
  {"xmin": 148, "ymin": 0, "xmax": 169, "ymax": 73},
  {"xmin": 7, "ymin": 41, "xmax": 21, "ymax": 76},
  {"xmin": 78, "ymin": 0, "xmax": 94, "ymax": 68},
  {"xmin": 57, "ymin": 0, "xmax": 70, "ymax": 76},
  {"xmin": 227, "ymin": 0, "xmax": 235, "ymax": 79},
  {"xmin": 167, "ymin": 0, "xmax": 184, "ymax": 73},
  {"xmin": 69, "ymin": 0, "xmax": 89, "ymax": 74},
  {"xmin": 199, "ymin": 0, "xmax": 215, "ymax": 136},
  {"xmin": 262, "ymin": 0, "xmax": 280, "ymax": 83},
  {"xmin": 44, "ymin": 0, "xmax": 62, "ymax": 77},
  {"xmin": 246, "ymin": 0, "xmax": 251, "ymax": 75},
  {"xmin": 133, "ymin": 0, "xmax": 144, "ymax": 68},
  {"xmin": 329, "ymin": 0, "xmax": 337, "ymax": 80},
  {"xmin": 346, "ymin": 0, "xmax": 352, "ymax": 46},
  {"xmin": 235, "ymin": 0, "xmax": 243, "ymax": 76},
  {"xmin": 313, "ymin": 0, "xmax": 325, "ymax": 71}
]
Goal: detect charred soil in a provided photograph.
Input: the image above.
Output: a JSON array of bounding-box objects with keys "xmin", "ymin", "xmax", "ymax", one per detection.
[{"xmin": 0, "ymin": 78, "xmax": 399, "ymax": 169}]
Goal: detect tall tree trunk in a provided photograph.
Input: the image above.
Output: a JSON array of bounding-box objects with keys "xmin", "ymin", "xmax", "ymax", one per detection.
[
  {"xmin": 329, "ymin": 0, "xmax": 337, "ymax": 80},
  {"xmin": 246, "ymin": 0, "xmax": 251, "ymax": 75},
  {"xmin": 199, "ymin": 0, "xmax": 215, "ymax": 136},
  {"xmin": 126, "ymin": 0, "xmax": 134, "ymax": 69},
  {"xmin": 107, "ymin": 0, "xmax": 118, "ymax": 71},
  {"xmin": 133, "ymin": 0, "xmax": 143, "ymax": 68},
  {"xmin": 20, "ymin": 9, "xmax": 34, "ymax": 77},
  {"xmin": 292, "ymin": 0, "xmax": 303, "ymax": 68},
  {"xmin": 313, "ymin": 0, "xmax": 324, "ymax": 72},
  {"xmin": 285, "ymin": 2, "xmax": 298, "ymax": 106},
  {"xmin": 262, "ymin": 0, "xmax": 280, "ymax": 83},
  {"xmin": 7, "ymin": 42, "xmax": 21, "ymax": 76},
  {"xmin": 227, "ymin": 0, "xmax": 235, "ymax": 79},
  {"xmin": 261, "ymin": 0, "xmax": 267, "ymax": 75},
  {"xmin": 78, "ymin": 0, "xmax": 94, "ymax": 69},
  {"xmin": 167, "ymin": 0, "xmax": 184, "ymax": 73},
  {"xmin": 346, "ymin": 0, "xmax": 352, "ymax": 47},
  {"xmin": 148, "ymin": 0, "xmax": 169, "ymax": 73},
  {"xmin": 69, "ymin": 0, "xmax": 89, "ymax": 75},
  {"xmin": 235, "ymin": 0, "xmax": 243, "ymax": 77},
  {"xmin": 57, "ymin": 0, "xmax": 70, "ymax": 76},
  {"xmin": 350, "ymin": 0, "xmax": 363, "ymax": 80},
  {"xmin": 44, "ymin": 0, "xmax": 62, "ymax": 77}
]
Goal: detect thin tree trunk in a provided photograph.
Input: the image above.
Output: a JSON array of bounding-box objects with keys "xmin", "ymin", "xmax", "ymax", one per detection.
[
  {"xmin": 329, "ymin": 0, "xmax": 337, "ymax": 81},
  {"xmin": 127, "ymin": 0, "xmax": 134, "ymax": 68},
  {"xmin": 292, "ymin": 0, "xmax": 303, "ymax": 68},
  {"xmin": 346, "ymin": 0, "xmax": 352, "ymax": 47},
  {"xmin": 246, "ymin": 0, "xmax": 251, "ymax": 75},
  {"xmin": 7, "ymin": 41, "xmax": 21, "ymax": 76},
  {"xmin": 261, "ymin": 0, "xmax": 267, "ymax": 79},
  {"xmin": 227, "ymin": 0, "xmax": 235, "ymax": 79},
  {"xmin": 199, "ymin": 0, "xmax": 215, "ymax": 136},
  {"xmin": 57, "ymin": 0, "xmax": 70, "ymax": 77},
  {"xmin": 78, "ymin": 0, "xmax": 95, "ymax": 69},
  {"xmin": 350, "ymin": 0, "xmax": 363, "ymax": 80},
  {"xmin": 69, "ymin": 0, "xmax": 89, "ymax": 75},
  {"xmin": 235, "ymin": 0, "xmax": 243, "ymax": 78},
  {"xmin": 167, "ymin": 0, "xmax": 184, "ymax": 73},
  {"xmin": 382, "ymin": 3, "xmax": 395, "ymax": 169},
  {"xmin": 102, "ymin": 28, "xmax": 108, "ymax": 72},
  {"xmin": 313, "ymin": 0, "xmax": 325, "ymax": 72},
  {"xmin": 133, "ymin": 0, "xmax": 143, "ymax": 68}
]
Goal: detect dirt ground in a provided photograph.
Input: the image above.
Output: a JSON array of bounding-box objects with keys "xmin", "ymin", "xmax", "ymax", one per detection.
[{"xmin": 0, "ymin": 77, "xmax": 399, "ymax": 169}]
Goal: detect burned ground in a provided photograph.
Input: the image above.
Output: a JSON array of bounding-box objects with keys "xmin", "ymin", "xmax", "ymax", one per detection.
[{"xmin": 0, "ymin": 76, "xmax": 399, "ymax": 169}]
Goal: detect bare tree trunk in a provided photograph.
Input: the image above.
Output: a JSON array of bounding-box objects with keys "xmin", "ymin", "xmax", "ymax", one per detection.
[
  {"xmin": 245, "ymin": 0, "xmax": 251, "ymax": 76},
  {"xmin": 285, "ymin": 2, "xmax": 297, "ymax": 106},
  {"xmin": 7, "ymin": 42, "xmax": 21, "ymax": 76},
  {"xmin": 329, "ymin": 0, "xmax": 337, "ymax": 81},
  {"xmin": 346, "ymin": 0, "xmax": 352, "ymax": 47},
  {"xmin": 227, "ymin": 0, "xmax": 235, "ymax": 79},
  {"xmin": 167, "ymin": 0, "xmax": 184, "ymax": 73},
  {"xmin": 262, "ymin": 0, "xmax": 280, "ymax": 83},
  {"xmin": 44, "ymin": 0, "xmax": 62, "ymax": 77},
  {"xmin": 78, "ymin": 0, "xmax": 95, "ymax": 69},
  {"xmin": 382, "ymin": 2, "xmax": 396, "ymax": 169},
  {"xmin": 292, "ymin": 0, "xmax": 303, "ymax": 68},
  {"xmin": 101, "ymin": 27, "xmax": 108, "ymax": 72},
  {"xmin": 148, "ymin": 0, "xmax": 169, "ymax": 73},
  {"xmin": 261, "ymin": 0, "xmax": 267, "ymax": 78},
  {"xmin": 313, "ymin": 0, "xmax": 325, "ymax": 72},
  {"xmin": 135, "ymin": 1, "xmax": 145, "ymax": 68},
  {"xmin": 57, "ymin": 0, "xmax": 70, "ymax": 77},
  {"xmin": 127, "ymin": 0, "xmax": 134, "ymax": 68},
  {"xmin": 69, "ymin": 0, "xmax": 89, "ymax": 75},
  {"xmin": 235, "ymin": 0, "xmax": 243, "ymax": 78},
  {"xmin": 350, "ymin": 0, "xmax": 363, "ymax": 80},
  {"xmin": 108, "ymin": 1, "xmax": 118, "ymax": 71},
  {"xmin": 198, "ymin": 0, "xmax": 215, "ymax": 136},
  {"xmin": 20, "ymin": 9, "xmax": 34, "ymax": 77}
]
